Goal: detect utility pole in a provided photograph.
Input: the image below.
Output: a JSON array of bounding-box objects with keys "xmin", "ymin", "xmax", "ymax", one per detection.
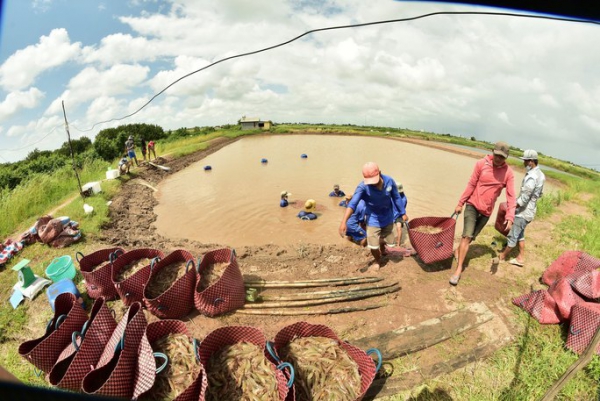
[{"xmin": 62, "ymin": 101, "xmax": 84, "ymax": 200}]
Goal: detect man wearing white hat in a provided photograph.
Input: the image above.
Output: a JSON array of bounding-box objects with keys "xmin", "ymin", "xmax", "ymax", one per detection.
[{"xmin": 499, "ymin": 149, "xmax": 546, "ymax": 267}]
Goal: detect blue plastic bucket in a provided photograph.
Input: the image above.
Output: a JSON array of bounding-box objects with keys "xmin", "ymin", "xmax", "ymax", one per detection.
[
  {"xmin": 45, "ymin": 255, "xmax": 76, "ymax": 283},
  {"xmin": 45, "ymin": 278, "xmax": 84, "ymax": 312}
]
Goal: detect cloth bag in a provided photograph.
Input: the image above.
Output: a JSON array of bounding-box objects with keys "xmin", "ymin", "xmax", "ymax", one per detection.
[
  {"xmin": 407, "ymin": 214, "xmax": 457, "ymax": 264},
  {"xmin": 547, "ymin": 278, "xmax": 585, "ymax": 321},
  {"xmin": 512, "ymin": 289, "xmax": 561, "ymax": 324},
  {"xmin": 18, "ymin": 292, "xmax": 88, "ymax": 374},
  {"xmin": 48, "ymin": 297, "xmax": 117, "ymax": 391},
  {"xmin": 77, "ymin": 248, "xmax": 124, "ymax": 300},
  {"xmin": 198, "ymin": 325, "xmax": 291, "ymax": 401},
  {"xmin": 541, "ymin": 251, "xmax": 587, "ymax": 286},
  {"xmin": 194, "ymin": 248, "xmax": 245, "ymax": 317},
  {"xmin": 143, "ymin": 249, "xmax": 196, "ymax": 319},
  {"xmin": 566, "ymin": 302, "xmax": 600, "ymax": 355},
  {"xmin": 82, "ymin": 302, "xmax": 156, "ymax": 399},
  {"xmin": 141, "ymin": 319, "xmax": 208, "ymax": 401},
  {"xmin": 271, "ymin": 321, "xmax": 381, "ymax": 401},
  {"xmin": 112, "ymin": 248, "xmax": 164, "ymax": 306}
]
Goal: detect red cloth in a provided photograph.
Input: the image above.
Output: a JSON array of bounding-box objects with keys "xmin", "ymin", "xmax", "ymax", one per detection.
[{"xmin": 458, "ymin": 155, "xmax": 516, "ymax": 221}]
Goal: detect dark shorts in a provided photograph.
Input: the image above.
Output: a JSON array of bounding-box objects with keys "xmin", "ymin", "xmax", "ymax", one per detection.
[
  {"xmin": 128, "ymin": 150, "xmax": 136, "ymax": 159},
  {"xmin": 461, "ymin": 204, "xmax": 489, "ymax": 240}
]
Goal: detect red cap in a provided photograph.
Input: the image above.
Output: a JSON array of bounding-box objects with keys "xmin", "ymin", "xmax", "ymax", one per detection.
[{"xmin": 362, "ymin": 162, "xmax": 380, "ymax": 185}]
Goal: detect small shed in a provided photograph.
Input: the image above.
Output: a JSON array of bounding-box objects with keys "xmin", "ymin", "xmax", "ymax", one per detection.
[{"xmin": 239, "ymin": 116, "xmax": 272, "ymax": 130}]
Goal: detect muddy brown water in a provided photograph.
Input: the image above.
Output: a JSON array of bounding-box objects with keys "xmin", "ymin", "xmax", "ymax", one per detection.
[{"xmin": 154, "ymin": 135, "xmax": 539, "ymax": 247}]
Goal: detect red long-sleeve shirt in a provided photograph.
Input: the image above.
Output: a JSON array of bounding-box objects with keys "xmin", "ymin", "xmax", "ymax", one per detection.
[{"xmin": 457, "ymin": 155, "xmax": 516, "ymax": 221}]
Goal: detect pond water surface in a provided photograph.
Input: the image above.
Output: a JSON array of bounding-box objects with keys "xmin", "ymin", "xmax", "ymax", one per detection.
[{"xmin": 154, "ymin": 135, "xmax": 535, "ymax": 247}]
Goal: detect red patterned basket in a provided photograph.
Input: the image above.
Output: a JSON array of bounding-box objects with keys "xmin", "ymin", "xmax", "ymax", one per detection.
[
  {"xmin": 512, "ymin": 290, "xmax": 561, "ymax": 324},
  {"xmin": 198, "ymin": 325, "xmax": 291, "ymax": 401},
  {"xmin": 77, "ymin": 248, "xmax": 124, "ymax": 300},
  {"xmin": 272, "ymin": 321, "xmax": 381, "ymax": 401},
  {"xmin": 194, "ymin": 248, "xmax": 245, "ymax": 317},
  {"xmin": 143, "ymin": 249, "xmax": 196, "ymax": 319},
  {"xmin": 112, "ymin": 248, "xmax": 164, "ymax": 306},
  {"xmin": 566, "ymin": 302, "xmax": 600, "ymax": 355},
  {"xmin": 407, "ymin": 214, "xmax": 457, "ymax": 264}
]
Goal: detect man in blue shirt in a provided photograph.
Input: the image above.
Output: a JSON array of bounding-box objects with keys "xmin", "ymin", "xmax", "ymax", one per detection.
[
  {"xmin": 339, "ymin": 162, "xmax": 408, "ymax": 271},
  {"xmin": 298, "ymin": 199, "xmax": 318, "ymax": 220},
  {"xmin": 344, "ymin": 198, "xmax": 369, "ymax": 246},
  {"xmin": 329, "ymin": 184, "xmax": 346, "ymax": 197}
]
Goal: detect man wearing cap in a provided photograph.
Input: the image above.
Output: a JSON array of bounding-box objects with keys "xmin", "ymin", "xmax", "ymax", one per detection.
[
  {"xmin": 451, "ymin": 142, "xmax": 516, "ymax": 285},
  {"xmin": 339, "ymin": 162, "xmax": 408, "ymax": 271},
  {"xmin": 124, "ymin": 135, "xmax": 139, "ymax": 167},
  {"xmin": 280, "ymin": 191, "xmax": 291, "ymax": 207},
  {"xmin": 329, "ymin": 184, "xmax": 346, "ymax": 197},
  {"xmin": 298, "ymin": 199, "xmax": 318, "ymax": 220},
  {"xmin": 498, "ymin": 149, "xmax": 545, "ymax": 267}
]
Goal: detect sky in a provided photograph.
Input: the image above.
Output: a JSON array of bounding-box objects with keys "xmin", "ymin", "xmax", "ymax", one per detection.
[{"xmin": 0, "ymin": 0, "xmax": 599, "ymax": 170}]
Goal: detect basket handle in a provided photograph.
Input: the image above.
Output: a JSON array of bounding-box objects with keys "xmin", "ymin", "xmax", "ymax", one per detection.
[
  {"xmin": 154, "ymin": 352, "xmax": 169, "ymax": 374},
  {"xmin": 367, "ymin": 348, "xmax": 383, "ymax": 372},
  {"xmin": 75, "ymin": 252, "xmax": 85, "ymax": 263},
  {"xmin": 277, "ymin": 362, "xmax": 295, "ymax": 388},
  {"xmin": 185, "ymin": 259, "xmax": 195, "ymax": 273}
]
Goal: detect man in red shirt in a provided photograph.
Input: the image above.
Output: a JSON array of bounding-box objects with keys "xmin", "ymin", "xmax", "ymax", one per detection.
[{"xmin": 450, "ymin": 142, "xmax": 516, "ymax": 285}]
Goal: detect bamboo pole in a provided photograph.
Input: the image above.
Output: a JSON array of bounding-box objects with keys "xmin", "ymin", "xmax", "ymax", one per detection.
[
  {"xmin": 254, "ymin": 281, "xmax": 399, "ymax": 302},
  {"xmin": 236, "ymin": 303, "xmax": 387, "ymax": 316},
  {"xmin": 540, "ymin": 325, "xmax": 600, "ymax": 401},
  {"xmin": 244, "ymin": 276, "xmax": 383, "ymax": 288},
  {"xmin": 242, "ymin": 285, "xmax": 399, "ymax": 308}
]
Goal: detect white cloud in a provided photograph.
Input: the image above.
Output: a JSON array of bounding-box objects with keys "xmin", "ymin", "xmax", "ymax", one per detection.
[
  {"xmin": 0, "ymin": 88, "xmax": 45, "ymax": 120},
  {"xmin": 0, "ymin": 28, "xmax": 81, "ymax": 91}
]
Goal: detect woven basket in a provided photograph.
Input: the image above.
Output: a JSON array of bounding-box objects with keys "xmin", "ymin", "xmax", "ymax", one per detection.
[
  {"xmin": 77, "ymin": 248, "xmax": 124, "ymax": 300},
  {"xmin": 112, "ymin": 248, "xmax": 164, "ymax": 306},
  {"xmin": 407, "ymin": 215, "xmax": 457, "ymax": 264}
]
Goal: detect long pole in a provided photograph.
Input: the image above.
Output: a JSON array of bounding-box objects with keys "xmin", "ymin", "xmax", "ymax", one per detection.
[{"xmin": 61, "ymin": 101, "xmax": 84, "ymax": 200}]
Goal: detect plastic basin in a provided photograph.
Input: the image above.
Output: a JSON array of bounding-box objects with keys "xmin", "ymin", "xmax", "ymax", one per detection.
[{"xmin": 45, "ymin": 255, "xmax": 76, "ymax": 283}]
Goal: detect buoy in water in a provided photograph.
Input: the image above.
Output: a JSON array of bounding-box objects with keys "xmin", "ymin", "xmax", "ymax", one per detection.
[
  {"xmin": 261, "ymin": 158, "xmax": 268, "ymax": 164},
  {"xmin": 301, "ymin": 154, "xmax": 308, "ymax": 159},
  {"xmin": 204, "ymin": 165, "xmax": 212, "ymax": 171}
]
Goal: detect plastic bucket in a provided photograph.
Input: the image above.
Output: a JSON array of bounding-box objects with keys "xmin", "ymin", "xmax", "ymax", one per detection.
[
  {"xmin": 46, "ymin": 278, "xmax": 84, "ymax": 312},
  {"xmin": 45, "ymin": 255, "xmax": 76, "ymax": 282}
]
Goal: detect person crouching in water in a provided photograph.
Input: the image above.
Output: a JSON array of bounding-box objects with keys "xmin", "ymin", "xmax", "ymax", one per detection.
[
  {"xmin": 344, "ymin": 195, "xmax": 369, "ymax": 247},
  {"xmin": 298, "ymin": 199, "xmax": 318, "ymax": 220},
  {"xmin": 280, "ymin": 191, "xmax": 291, "ymax": 207}
]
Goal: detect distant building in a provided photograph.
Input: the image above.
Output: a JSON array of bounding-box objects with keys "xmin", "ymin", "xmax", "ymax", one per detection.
[{"xmin": 239, "ymin": 116, "xmax": 273, "ymax": 130}]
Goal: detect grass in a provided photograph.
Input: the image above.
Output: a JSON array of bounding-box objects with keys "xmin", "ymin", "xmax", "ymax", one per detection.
[{"xmin": 0, "ymin": 124, "xmax": 599, "ymax": 398}]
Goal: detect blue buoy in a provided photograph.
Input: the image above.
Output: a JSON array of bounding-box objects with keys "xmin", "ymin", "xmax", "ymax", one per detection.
[
  {"xmin": 301, "ymin": 154, "xmax": 308, "ymax": 159},
  {"xmin": 204, "ymin": 165, "xmax": 212, "ymax": 171},
  {"xmin": 261, "ymin": 158, "xmax": 268, "ymax": 164}
]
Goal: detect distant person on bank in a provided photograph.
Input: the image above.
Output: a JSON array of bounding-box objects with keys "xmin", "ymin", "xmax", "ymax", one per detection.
[
  {"xmin": 118, "ymin": 155, "xmax": 131, "ymax": 174},
  {"xmin": 329, "ymin": 184, "xmax": 346, "ymax": 197},
  {"xmin": 298, "ymin": 199, "xmax": 318, "ymax": 220},
  {"xmin": 140, "ymin": 137, "xmax": 147, "ymax": 162},
  {"xmin": 148, "ymin": 140, "xmax": 157, "ymax": 160},
  {"xmin": 280, "ymin": 191, "xmax": 291, "ymax": 207},
  {"xmin": 498, "ymin": 149, "xmax": 545, "ymax": 267},
  {"xmin": 451, "ymin": 142, "xmax": 516, "ymax": 286},
  {"xmin": 124, "ymin": 135, "xmax": 139, "ymax": 167},
  {"xmin": 339, "ymin": 162, "xmax": 407, "ymax": 272},
  {"xmin": 344, "ymin": 196, "xmax": 369, "ymax": 247}
]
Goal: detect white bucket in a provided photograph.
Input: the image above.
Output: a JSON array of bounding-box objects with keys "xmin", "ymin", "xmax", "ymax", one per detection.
[
  {"xmin": 82, "ymin": 181, "xmax": 102, "ymax": 194},
  {"xmin": 106, "ymin": 169, "xmax": 120, "ymax": 180}
]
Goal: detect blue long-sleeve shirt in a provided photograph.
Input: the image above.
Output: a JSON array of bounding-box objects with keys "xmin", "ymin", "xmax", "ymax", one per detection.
[
  {"xmin": 347, "ymin": 174, "xmax": 405, "ymax": 228},
  {"xmin": 393, "ymin": 193, "xmax": 408, "ymax": 221},
  {"xmin": 347, "ymin": 200, "xmax": 368, "ymax": 230}
]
